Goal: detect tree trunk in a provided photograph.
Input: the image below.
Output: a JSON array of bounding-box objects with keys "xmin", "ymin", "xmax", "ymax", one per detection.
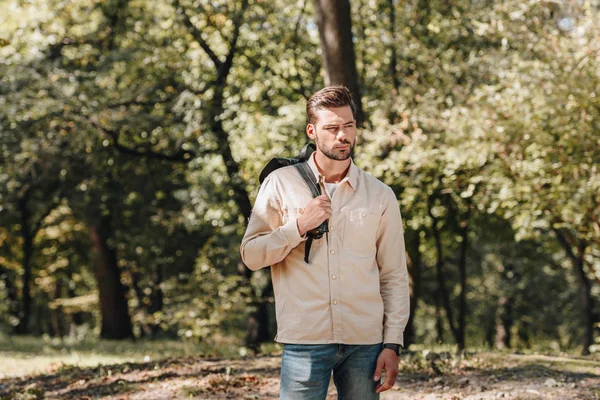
[
  {"xmin": 495, "ymin": 263, "xmax": 515, "ymax": 349},
  {"xmin": 494, "ymin": 295, "xmax": 513, "ymax": 349},
  {"xmin": 246, "ymin": 300, "xmax": 271, "ymax": 351},
  {"xmin": 428, "ymin": 197, "xmax": 459, "ymax": 344},
  {"xmin": 210, "ymin": 88, "xmax": 253, "ymax": 226},
  {"xmin": 404, "ymin": 229, "xmax": 421, "ymax": 348},
  {"xmin": 130, "ymin": 269, "xmax": 149, "ymax": 338},
  {"xmin": 15, "ymin": 197, "xmax": 34, "ymax": 335},
  {"xmin": 575, "ymin": 261, "xmax": 594, "ymax": 355},
  {"xmin": 485, "ymin": 308, "xmax": 495, "ymax": 348},
  {"xmin": 0, "ymin": 265, "xmax": 19, "ymax": 323},
  {"xmin": 50, "ymin": 279, "xmax": 65, "ymax": 337},
  {"xmin": 517, "ymin": 320, "xmax": 531, "ymax": 349},
  {"xmin": 66, "ymin": 258, "xmax": 84, "ymax": 336},
  {"xmin": 149, "ymin": 264, "xmax": 164, "ymax": 314},
  {"xmin": 88, "ymin": 216, "xmax": 133, "ymax": 339},
  {"xmin": 149, "ymin": 264, "xmax": 164, "ymax": 336},
  {"xmin": 554, "ymin": 229, "xmax": 592, "ymax": 355},
  {"xmin": 574, "ymin": 245, "xmax": 593, "ymax": 356},
  {"xmin": 313, "ymin": 0, "xmax": 365, "ymax": 125},
  {"xmin": 178, "ymin": 0, "xmax": 266, "ymax": 349},
  {"xmin": 211, "ymin": 83, "xmax": 269, "ymax": 349},
  {"xmin": 434, "ymin": 291, "xmax": 444, "ymax": 343},
  {"xmin": 457, "ymin": 202, "xmax": 471, "ymax": 352}
]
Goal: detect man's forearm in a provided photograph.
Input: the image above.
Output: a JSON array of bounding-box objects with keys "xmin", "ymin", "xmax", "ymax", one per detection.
[{"xmin": 241, "ymin": 219, "xmax": 305, "ymax": 270}]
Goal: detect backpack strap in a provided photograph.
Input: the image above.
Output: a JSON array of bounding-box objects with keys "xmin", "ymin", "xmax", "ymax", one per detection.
[
  {"xmin": 293, "ymin": 162, "xmax": 321, "ymax": 264},
  {"xmin": 294, "ymin": 162, "xmax": 321, "ymax": 198}
]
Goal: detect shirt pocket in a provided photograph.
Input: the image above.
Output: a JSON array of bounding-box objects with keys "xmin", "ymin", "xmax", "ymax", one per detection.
[
  {"xmin": 283, "ymin": 207, "xmax": 304, "ymax": 225},
  {"xmin": 342, "ymin": 207, "xmax": 380, "ymax": 257},
  {"xmin": 283, "ymin": 207, "xmax": 323, "ymax": 248}
]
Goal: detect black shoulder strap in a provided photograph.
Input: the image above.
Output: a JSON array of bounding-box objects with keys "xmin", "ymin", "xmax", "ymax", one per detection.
[
  {"xmin": 293, "ymin": 162, "xmax": 321, "ymax": 198},
  {"xmin": 293, "ymin": 162, "xmax": 321, "ymax": 264}
]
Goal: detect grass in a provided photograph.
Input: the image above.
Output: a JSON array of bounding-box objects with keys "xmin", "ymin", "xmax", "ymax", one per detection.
[
  {"xmin": 1, "ymin": 334, "xmax": 597, "ymax": 380},
  {"xmin": 0, "ymin": 334, "xmax": 243, "ymax": 378},
  {"xmin": 2, "ymin": 337, "xmax": 600, "ymax": 400}
]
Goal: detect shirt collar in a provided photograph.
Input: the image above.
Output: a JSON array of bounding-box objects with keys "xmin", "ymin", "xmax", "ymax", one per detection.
[{"xmin": 306, "ymin": 151, "xmax": 358, "ymax": 190}]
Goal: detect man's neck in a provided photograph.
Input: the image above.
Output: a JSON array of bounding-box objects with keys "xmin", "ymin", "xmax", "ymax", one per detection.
[{"xmin": 314, "ymin": 152, "xmax": 351, "ymax": 183}]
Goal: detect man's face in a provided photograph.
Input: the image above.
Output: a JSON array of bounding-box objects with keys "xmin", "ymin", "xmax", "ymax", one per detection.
[{"xmin": 307, "ymin": 106, "xmax": 356, "ymax": 161}]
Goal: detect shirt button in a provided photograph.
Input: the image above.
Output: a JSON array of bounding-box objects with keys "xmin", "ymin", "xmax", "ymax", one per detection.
[
  {"xmin": 361, "ymin": 212, "xmax": 366, "ymax": 217},
  {"xmin": 333, "ymin": 300, "xmax": 338, "ymax": 305},
  {"xmin": 331, "ymin": 274, "xmax": 337, "ymax": 280},
  {"xmin": 330, "ymin": 226, "xmax": 334, "ymax": 231},
  {"xmin": 330, "ymin": 250, "xmax": 336, "ymax": 255}
]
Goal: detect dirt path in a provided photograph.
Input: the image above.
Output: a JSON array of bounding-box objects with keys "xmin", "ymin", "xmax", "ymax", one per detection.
[{"xmin": 1, "ymin": 352, "xmax": 599, "ymax": 399}]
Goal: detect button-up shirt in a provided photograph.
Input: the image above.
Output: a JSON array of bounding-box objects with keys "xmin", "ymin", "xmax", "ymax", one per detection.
[{"xmin": 240, "ymin": 153, "xmax": 410, "ymax": 346}]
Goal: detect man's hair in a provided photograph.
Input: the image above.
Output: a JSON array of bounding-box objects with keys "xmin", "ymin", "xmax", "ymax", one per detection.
[{"xmin": 306, "ymin": 86, "xmax": 356, "ymax": 124}]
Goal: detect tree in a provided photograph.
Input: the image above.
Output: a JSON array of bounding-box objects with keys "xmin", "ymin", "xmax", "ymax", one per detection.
[{"xmin": 313, "ymin": 0, "xmax": 365, "ymax": 124}]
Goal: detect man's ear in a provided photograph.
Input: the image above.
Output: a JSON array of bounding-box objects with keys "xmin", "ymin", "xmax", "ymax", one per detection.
[{"xmin": 306, "ymin": 124, "xmax": 316, "ymax": 140}]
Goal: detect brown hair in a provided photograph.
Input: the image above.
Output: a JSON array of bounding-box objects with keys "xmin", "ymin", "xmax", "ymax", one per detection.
[{"xmin": 306, "ymin": 86, "xmax": 356, "ymax": 124}]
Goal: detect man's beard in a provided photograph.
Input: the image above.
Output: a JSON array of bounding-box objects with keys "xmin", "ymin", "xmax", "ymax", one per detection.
[{"xmin": 316, "ymin": 139, "xmax": 355, "ymax": 161}]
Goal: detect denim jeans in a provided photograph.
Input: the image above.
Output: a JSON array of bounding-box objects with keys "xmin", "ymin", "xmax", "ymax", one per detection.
[{"xmin": 280, "ymin": 343, "xmax": 383, "ymax": 400}]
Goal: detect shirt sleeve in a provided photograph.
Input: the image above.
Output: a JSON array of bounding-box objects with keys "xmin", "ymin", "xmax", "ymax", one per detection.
[
  {"xmin": 376, "ymin": 186, "xmax": 411, "ymax": 346},
  {"xmin": 240, "ymin": 174, "xmax": 306, "ymax": 271}
]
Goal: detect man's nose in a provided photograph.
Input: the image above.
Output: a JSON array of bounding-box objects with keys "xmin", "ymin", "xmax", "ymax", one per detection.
[{"xmin": 336, "ymin": 129, "xmax": 348, "ymax": 141}]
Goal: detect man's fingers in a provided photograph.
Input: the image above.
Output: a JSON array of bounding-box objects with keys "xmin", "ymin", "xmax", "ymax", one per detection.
[
  {"xmin": 375, "ymin": 366, "xmax": 397, "ymax": 393},
  {"xmin": 375, "ymin": 381, "xmax": 393, "ymax": 393},
  {"xmin": 316, "ymin": 194, "xmax": 330, "ymax": 205},
  {"xmin": 373, "ymin": 358, "xmax": 384, "ymax": 381}
]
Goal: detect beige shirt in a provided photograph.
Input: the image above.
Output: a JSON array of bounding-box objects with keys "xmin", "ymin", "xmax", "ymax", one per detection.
[{"xmin": 240, "ymin": 154, "xmax": 410, "ymax": 346}]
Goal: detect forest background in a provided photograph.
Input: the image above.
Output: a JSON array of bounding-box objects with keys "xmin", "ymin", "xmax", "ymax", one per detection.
[{"xmin": 1, "ymin": 0, "xmax": 599, "ymax": 371}]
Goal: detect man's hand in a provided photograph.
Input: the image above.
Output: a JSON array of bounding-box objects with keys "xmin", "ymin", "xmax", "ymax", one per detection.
[
  {"xmin": 373, "ymin": 348, "xmax": 399, "ymax": 393},
  {"xmin": 297, "ymin": 194, "xmax": 331, "ymax": 236}
]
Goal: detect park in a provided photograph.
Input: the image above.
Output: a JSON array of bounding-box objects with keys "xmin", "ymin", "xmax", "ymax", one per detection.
[{"xmin": 1, "ymin": 0, "xmax": 599, "ymax": 398}]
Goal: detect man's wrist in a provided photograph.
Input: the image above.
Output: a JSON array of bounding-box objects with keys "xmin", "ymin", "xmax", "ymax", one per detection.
[
  {"xmin": 382, "ymin": 343, "xmax": 402, "ymax": 356},
  {"xmin": 296, "ymin": 219, "xmax": 307, "ymax": 238}
]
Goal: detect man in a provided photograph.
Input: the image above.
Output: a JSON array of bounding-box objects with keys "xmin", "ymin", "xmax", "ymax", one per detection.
[{"xmin": 240, "ymin": 86, "xmax": 410, "ymax": 399}]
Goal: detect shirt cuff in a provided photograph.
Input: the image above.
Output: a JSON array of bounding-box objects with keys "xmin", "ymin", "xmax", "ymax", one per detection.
[
  {"xmin": 281, "ymin": 219, "xmax": 306, "ymax": 247},
  {"xmin": 383, "ymin": 328, "xmax": 405, "ymax": 347}
]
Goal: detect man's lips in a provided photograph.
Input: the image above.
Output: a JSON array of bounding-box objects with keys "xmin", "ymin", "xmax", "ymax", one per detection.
[{"xmin": 335, "ymin": 145, "xmax": 350, "ymax": 150}]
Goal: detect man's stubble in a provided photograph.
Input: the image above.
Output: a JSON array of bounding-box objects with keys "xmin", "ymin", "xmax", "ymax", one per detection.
[{"xmin": 315, "ymin": 136, "xmax": 355, "ymax": 161}]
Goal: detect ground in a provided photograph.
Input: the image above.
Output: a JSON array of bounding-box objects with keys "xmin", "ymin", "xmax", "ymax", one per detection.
[{"xmin": 1, "ymin": 338, "xmax": 599, "ymax": 399}]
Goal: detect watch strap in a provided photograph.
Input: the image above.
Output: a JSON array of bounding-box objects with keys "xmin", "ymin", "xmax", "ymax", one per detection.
[{"xmin": 382, "ymin": 343, "xmax": 401, "ymax": 355}]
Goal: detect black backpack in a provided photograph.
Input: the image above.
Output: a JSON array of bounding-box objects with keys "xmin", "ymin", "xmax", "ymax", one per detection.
[{"xmin": 259, "ymin": 143, "xmax": 328, "ymax": 263}]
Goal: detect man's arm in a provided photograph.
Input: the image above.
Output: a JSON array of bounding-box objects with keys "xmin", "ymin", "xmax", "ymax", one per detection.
[
  {"xmin": 376, "ymin": 186, "xmax": 410, "ymax": 346},
  {"xmin": 240, "ymin": 175, "xmax": 306, "ymax": 270},
  {"xmin": 372, "ymin": 186, "xmax": 410, "ymax": 393}
]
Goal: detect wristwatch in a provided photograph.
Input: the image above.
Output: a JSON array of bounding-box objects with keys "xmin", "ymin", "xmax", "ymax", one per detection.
[{"xmin": 383, "ymin": 343, "xmax": 402, "ymax": 356}]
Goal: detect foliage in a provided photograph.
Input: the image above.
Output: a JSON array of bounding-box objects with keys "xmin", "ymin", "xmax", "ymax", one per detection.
[{"xmin": 0, "ymin": 0, "xmax": 599, "ymax": 353}]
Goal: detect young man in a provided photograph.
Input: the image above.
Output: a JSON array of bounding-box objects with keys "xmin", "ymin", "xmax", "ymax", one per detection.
[{"xmin": 240, "ymin": 86, "xmax": 410, "ymax": 399}]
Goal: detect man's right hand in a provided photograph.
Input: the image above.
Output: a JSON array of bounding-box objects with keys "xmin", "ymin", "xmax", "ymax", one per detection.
[{"xmin": 297, "ymin": 194, "xmax": 331, "ymax": 237}]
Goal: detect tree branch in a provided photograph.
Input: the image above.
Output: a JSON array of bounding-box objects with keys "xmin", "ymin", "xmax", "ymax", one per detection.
[
  {"xmin": 245, "ymin": 55, "xmax": 309, "ymax": 100},
  {"xmin": 223, "ymin": 0, "xmax": 249, "ymax": 72},
  {"xmin": 553, "ymin": 228, "xmax": 578, "ymax": 264},
  {"xmin": 174, "ymin": 0, "xmax": 223, "ymax": 70},
  {"xmin": 91, "ymin": 120, "xmax": 197, "ymax": 163}
]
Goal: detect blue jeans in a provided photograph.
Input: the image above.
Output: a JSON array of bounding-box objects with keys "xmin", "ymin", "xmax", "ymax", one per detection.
[{"xmin": 280, "ymin": 343, "xmax": 382, "ymax": 400}]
